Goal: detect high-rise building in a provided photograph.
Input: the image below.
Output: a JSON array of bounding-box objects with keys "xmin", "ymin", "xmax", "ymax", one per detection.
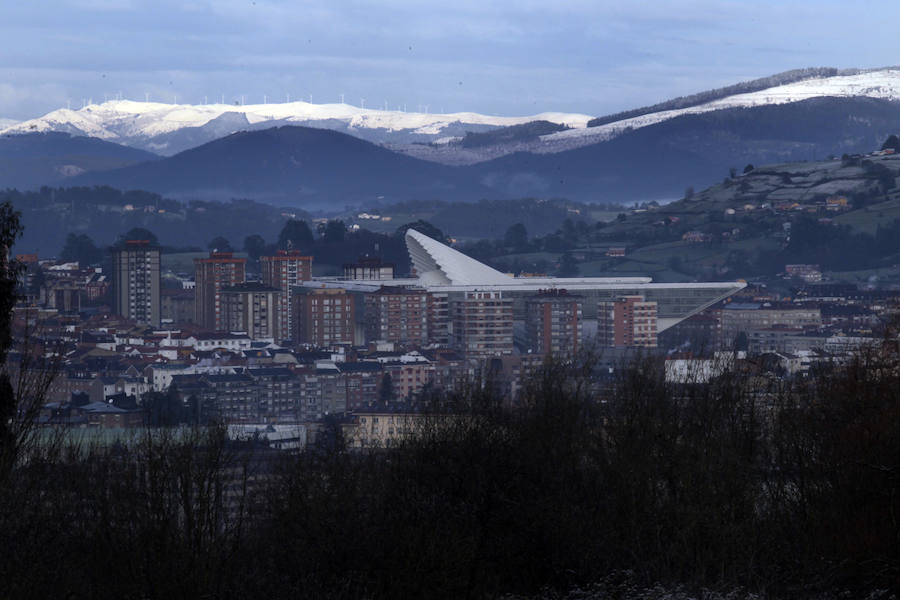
[
  {"xmin": 220, "ymin": 282, "xmax": 282, "ymax": 340},
  {"xmin": 194, "ymin": 252, "xmax": 246, "ymax": 331},
  {"xmin": 451, "ymin": 291, "xmax": 513, "ymax": 360},
  {"xmin": 524, "ymin": 289, "xmax": 582, "ymax": 356},
  {"xmin": 364, "ymin": 286, "xmax": 429, "ymax": 346},
  {"xmin": 261, "ymin": 250, "xmax": 312, "ymax": 343},
  {"xmin": 111, "ymin": 240, "xmax": 160, "ymax": 326},
  {"xmin": 598, "ymin": 295, "xmax": 658, "ymax": 348},
  {"xmin": 294, "ymin": 287, "xmax": 356, "ymax": 347}
]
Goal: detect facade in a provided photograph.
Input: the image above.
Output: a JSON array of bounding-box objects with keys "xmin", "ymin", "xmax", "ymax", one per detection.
[
  {"xmin": 524, "ymin": 289, "xmax": 583, "ymax": 356},
  {"xmin": 111, "ymin": 240, "xmax": 160, "ymax": 327},
  {"xmin": 261, "ymin": 250, "xmax": 312, "ymax": 343},
  {"xmin": 598, "ymin": 295, "xmax": 658, "ymax": 348},
  {"xmin": 720, "ymin": 304, "xmax": 822, "ymax": 347},
  {"xmin": 160, "ymin": 288, "xmax": 195, "ymax": 324},
  {"xmin": 294, "ymin": 287, "xmax": 356, "ymax": 347},
  {"xmin": 220, "ymin": 282, "xmax": 282, "ymax": 340},
  {"xmin": 343, "ymin": 256, "xmax": 395, "ymax": 280},
  {"xmin": 451, "ymin": 291, "xmax": 514, "ymax": 360},
  {"xmin": 194, "ymin": 252, "xmax": 246, "ymax": 331},
  {"xmin": 364, "ymin": 286, "xmax": 429, "ymax": 346}
]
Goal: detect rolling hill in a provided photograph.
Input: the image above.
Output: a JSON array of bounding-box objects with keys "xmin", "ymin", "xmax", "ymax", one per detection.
[
  {"xmin": 69, "ymin": 125, "xmax": 489, "ymax": 206},
  {"xmin": 0, "ymin": 132, "xmax": 158, "ymax": 190}
]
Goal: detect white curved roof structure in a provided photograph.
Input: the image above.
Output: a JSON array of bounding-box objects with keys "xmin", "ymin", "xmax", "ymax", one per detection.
[{"xmin": 405, "ymin": 229, "xmax": 513, "ymax": 286}]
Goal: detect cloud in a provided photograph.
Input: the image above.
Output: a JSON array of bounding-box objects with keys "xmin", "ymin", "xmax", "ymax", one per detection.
[{"xmin": 2, "ymin": 0, "xmax": 900, "ymax": 120}]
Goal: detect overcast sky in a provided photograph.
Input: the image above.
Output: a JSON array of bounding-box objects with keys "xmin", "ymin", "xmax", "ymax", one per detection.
[{"xmin": 1, "ymin": 0, "xmax": 897, "ymax": 121}]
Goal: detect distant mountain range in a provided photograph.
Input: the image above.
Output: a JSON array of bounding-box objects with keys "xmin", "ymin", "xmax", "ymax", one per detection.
[
  {"xmin": 0, "ymin": 99, "xmax": 592, "ymax": 156},
  {"xmin": 3, "ymin": 67, "xmax": 900, "ymax": 205}
]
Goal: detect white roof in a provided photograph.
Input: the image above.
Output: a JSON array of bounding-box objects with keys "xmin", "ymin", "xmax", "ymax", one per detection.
[{"xmin": 405, "ymin": 229, "xmax": 513, "ymax": 286}]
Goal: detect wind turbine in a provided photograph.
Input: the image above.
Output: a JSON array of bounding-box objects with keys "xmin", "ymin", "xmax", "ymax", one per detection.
[
  {"xmin": 145, "ymin": 92, "xmax": 150, "ymax": 102},
  {"xmin": 340, "ymin": 93, "xmax": 344, "ymax": 104},
  {"xmin": 263, "ymin": 94, "xmax": 267, "ymax": 104},
  {"xmin": 360, "ymin": 98, "xmax": 366, "ymax": 109}
]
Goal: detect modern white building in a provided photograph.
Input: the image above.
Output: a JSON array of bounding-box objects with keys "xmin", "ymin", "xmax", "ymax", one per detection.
[{"xmin": 299, "ymin": 229, "xmax": 746, "ymax": 337}]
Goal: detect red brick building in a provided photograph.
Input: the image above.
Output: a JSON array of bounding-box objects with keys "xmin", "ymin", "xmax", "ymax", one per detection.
[
  {"xmin": 194, "ymin": 252, "xmax": 246, "ymax": 331},
  {"xmin": 261, "ymin": 250, "xmax": 312, "ymax": 343}
]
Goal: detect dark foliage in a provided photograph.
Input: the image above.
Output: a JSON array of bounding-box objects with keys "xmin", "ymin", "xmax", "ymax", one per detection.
[
  {"xmin": 207, "ymin": 235, "xmax": 233, "ymax": 252},
  {"xmin": 0, "ymin": 346, "xmax": 899, "ymax": 597},
  {"xmin": 394, "ymin": 219, "xmax": 448, "ymax": 244},
  {"xmin": 459, "ymin": 120, "xmax": 569, "ymax": 148},
  {"xmin": 277, "ymin": 219, "xmax": 314, "ymax": 251},
  {"xmin": 59, "ymin": 232, "xmax": 103, "ymax": 266}
]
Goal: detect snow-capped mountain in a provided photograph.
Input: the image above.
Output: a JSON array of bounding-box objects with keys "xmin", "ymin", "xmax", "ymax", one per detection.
[
  {"xmin": 536, "ymin": 68, "xmax": 900, "ymax": 150},
  {"xmin": 0, "ymin": 118, "xmax": 18, "ymax": 129},
  {"xmin": 0, "ymin": 99, "xmax": 593, "ymax": 156},
  {"xmin": 393, "ymin": 68, "xmax": 900, "ymax": 164}
]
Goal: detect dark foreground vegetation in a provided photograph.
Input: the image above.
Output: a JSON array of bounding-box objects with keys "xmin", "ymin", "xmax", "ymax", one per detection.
[{"xmin": 1, "ymin": 343, "xmax": 900, "ymax": 599}]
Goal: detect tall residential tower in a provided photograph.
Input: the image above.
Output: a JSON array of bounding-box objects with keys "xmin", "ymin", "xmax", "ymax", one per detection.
[
  {"xmin": 194, "ymin": 251, "xmax": 246, "ymax": 331},
  {"xmin": 111, "ymin": 240, "xmax": 160, "ymax": 327}
]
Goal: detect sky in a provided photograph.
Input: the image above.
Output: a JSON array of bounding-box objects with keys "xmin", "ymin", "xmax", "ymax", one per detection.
[{"xmin": 1, "ymin": 0, "xmax": 898, "ymax": 121}]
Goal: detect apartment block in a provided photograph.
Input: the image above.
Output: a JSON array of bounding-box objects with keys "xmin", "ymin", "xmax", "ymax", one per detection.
[
  {"xmin": 111, "ymin": 240, "xmax": 160, "ymax": 327},
  {"xmin": 364, "ymin": 286, "xmax": 429, "ymax": 346},
  {"xmin": 451, "ymin": 291, "xmax": 514, "ymax": 360},
  {"xmin": 220, "ymin": 282, "xmax": 282, "ymax": 340},
  {"xmin": 194, "ymin": 251, "xmax": 246, "ymax": 331},
  {"xmin": 598, "ymin": 295, "xmax": 658, "ymax": 348},
  {"xmin": 524, "ymin": 289, "xmax": 583, "ymax": 356},
  {"xmin": 294, "ymin": 287, "xmax": 356, "ymax": 347},
  {"xmin": 261, "ymin": 250, "xmax": 312, "ymax": 343}
]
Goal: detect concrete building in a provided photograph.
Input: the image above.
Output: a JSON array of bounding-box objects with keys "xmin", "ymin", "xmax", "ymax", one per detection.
[
  {"xmin": 343, "ymin": 256, "xmax": 395, "ymax": 280},
  {"xmin": 719, "ymin": 303, "xmax": 822, "ymax": 347},
  {"xmin": 261, "ymin": 250, "xmax": 312, "ymax": 343},
  {"xmin": 220, "ymin": 282, "xmax": 282, "ymax": 340},
  {"xmin": 598, "ymin": 295, "xmax": 658, "ymax": 348},
  {"xmin": 160, "ymin": 288, "xmax": 195, "ymax": 325},
  {"xmin": 451, "ymin": 291, "xmax": 514, "ymax": 360},
  {"xmin": 524, "ymin": 289, "xmax": 583, "ymax": 356},
  {"xmin": 111, "ymin": 240, "xmax": 160, "ymax": 327},
  {"xmin": 294, "ymin": 287, "xmax": 356, "ymax": 347},
  {"xmin": 364, "ymin": 286, "xmax": 429, "ymax": 346},
  {"xmin": 194, "ymin": 251, "xmax": 246, "ymax": 331}
]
